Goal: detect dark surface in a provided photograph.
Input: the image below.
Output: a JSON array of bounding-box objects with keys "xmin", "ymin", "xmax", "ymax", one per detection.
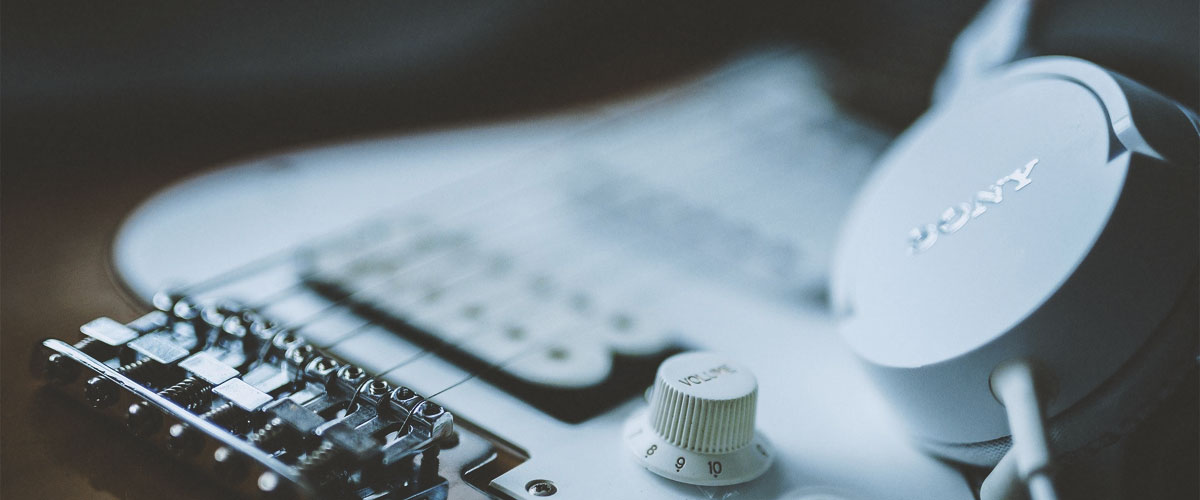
[{"xmin": 5, "ymin": 2, "xmax": 1195, "ymax": 499}]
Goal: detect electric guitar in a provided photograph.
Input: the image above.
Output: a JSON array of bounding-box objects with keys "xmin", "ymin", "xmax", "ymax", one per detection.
[{"xmin": 31, "ymin": 48, "xmax": 979, "ymax": 499}]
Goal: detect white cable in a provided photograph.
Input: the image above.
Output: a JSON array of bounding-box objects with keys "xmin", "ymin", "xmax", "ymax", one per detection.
[
  {"xmin": 979, "ymin": 449, "xmax": 1021, "ymax": 500},
  {"xmin": 989, "ymin": 360, "xmax": 1061, "ymax": 500}
]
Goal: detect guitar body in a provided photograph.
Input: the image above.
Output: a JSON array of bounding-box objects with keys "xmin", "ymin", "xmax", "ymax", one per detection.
[{"xmin": 106, "ymin": 51, "xmax": 975, "ymax": 499}]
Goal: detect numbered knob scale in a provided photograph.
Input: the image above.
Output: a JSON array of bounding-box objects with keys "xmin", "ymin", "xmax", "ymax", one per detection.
[{"xmin": 624, "ymin": 352, "xmax": 773, "ymax": 486}]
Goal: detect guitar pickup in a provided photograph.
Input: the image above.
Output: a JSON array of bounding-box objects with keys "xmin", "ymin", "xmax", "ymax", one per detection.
[{"xmin": 301, "ymin": 221, "xmax": 680, "ymax": 423}]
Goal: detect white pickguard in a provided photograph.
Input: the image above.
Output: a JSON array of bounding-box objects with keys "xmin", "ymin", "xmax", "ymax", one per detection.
[{"xmin": 114, "ymin": 49, "xmax": 973, "ymax": 499}]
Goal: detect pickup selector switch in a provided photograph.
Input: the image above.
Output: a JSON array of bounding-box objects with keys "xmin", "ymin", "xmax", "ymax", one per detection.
[{"xmin": 624, "ymin": 351, "xmax": 773, "ymax": 486}]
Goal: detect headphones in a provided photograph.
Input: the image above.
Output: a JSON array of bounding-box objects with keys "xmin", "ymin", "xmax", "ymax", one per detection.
[{"xmin": 830, "ymin": 1, "xmax": 1198, "ymax": 498}]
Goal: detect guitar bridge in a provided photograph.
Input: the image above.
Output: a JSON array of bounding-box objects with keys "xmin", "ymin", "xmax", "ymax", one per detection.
[{"xmin": 31, "ymin": 295, "xmax": 462, "ymax": 499}]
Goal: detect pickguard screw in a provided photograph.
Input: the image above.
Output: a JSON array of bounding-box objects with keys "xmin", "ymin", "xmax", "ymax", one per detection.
[{"xmin": 525, "ymin": 479, "xmax": 558, "ymax": 496}]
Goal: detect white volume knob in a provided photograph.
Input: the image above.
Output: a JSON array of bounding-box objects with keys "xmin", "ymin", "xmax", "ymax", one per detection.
[{"xmin": 624, "ymin": 352, "xmax": 773, "ymax": 486}]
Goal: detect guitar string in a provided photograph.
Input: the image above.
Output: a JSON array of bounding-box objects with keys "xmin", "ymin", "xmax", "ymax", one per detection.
[
  {"xmin": 254, "ymin": 167, "xmax": 622, "ymax": 329},
  {"xmin": 239, "ymin": 160, "xmax": 620, "ymax": 311},
  {"xmin": 406, "ymin": 111, "xmax": 835, "ymax": 402},
  {"xmin": 171, "ymin": 50, "xmax": 803, "ymax": 401},
  {"xmin": 248, "ymin": 65, "xmax": 798, "ymax": 335},
  {"xmin": 179, "ymin": 130, "xmax": 761, "ymax": 404},
  {"xmin": 183, "ymin": 149, "xmax": 713, "ymax": 391},
  {"xmin": 263, "ymin": 116, "xmax": 774, "ymax": 413},
  {"xmin": 259, "ymin": 163, "xmax": 652, "ymax": 335},
  {"xmin": 363, "ymin": 225, "xmax": 664, "ymax": 379},
  {"xmin": 317, "ymin": 140, "xmax": 760, "ymax": 377},
  {"xmin": 172, "ymin": 49, "xmax": 787, "ymax": 298},
  {"xmin": 405, "ymin": 260, "xmax": 685, "ymax": 405},
  {"xmin": 276, "ymin": 78, "xmax": 798, "ymax": 397},
  {"xmin": 363, "ymin": 151, "xmax": 783, "ymax": 400},
  {"xmin": 177, "ymin": 122, "xmax": 619, "ymax": 297},
  {"xmin": 312, "ymin": 87, "xmax": 793, "ymax": 363},
  {"xmin": 187, "ymin": 51, "xmax": 794, "ymax": 342},
  {"xmin": 306, "ymin": 189, "xmax": 627, "ymax": 351},
  {"xmin": 168, "ymin": 138, "xmax": 657, "ymax": 390},
  {"xmin": 177, "ymin": 47, "xmax": 795, "ymax": 328}
]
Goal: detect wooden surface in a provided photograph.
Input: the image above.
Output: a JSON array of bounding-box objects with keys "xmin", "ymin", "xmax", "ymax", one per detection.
[{"xmin": 2, "ymin": 149, "xmax": 225, "ymax": 500}]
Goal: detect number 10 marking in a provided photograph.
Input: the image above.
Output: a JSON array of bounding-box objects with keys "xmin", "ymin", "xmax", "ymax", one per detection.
[{"xmin": 708, "ymin": 461, "xmax": 722, "ymax": 477}]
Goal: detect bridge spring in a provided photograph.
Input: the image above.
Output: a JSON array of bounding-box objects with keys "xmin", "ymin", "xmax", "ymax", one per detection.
[
  {"xmin": 200, "ymin": 401, "xmax": 248, "ymax": 433},
  {"xmin": 249, "ymin": 418, "xmax": 290, "ymax": 451},
  {"xmin": 73, "ymin": 337, "xmax": 116, "ymax": 360},
  {"xmin": 296, "ymin": 440, "xmax": 342, "ymax": 479},
  {"xmin": 82, "ymin": 358, "xmax": 171, "ymax": 408},
  {"xmin": 117, "ymin": 358, "xmax": 171, "ymax": 387},
  {"xmin": 158, "ymin": 376, "xmax": 212, "ymax": 410},
  {"xmin": 419, "ymin": 447, "xmax": 440, "ymax": 484}
]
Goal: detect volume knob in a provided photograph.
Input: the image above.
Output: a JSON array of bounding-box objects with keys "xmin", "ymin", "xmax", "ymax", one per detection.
[{"xmin": 624, "ymin": 352, "xmax": 773, "ymax": 486}]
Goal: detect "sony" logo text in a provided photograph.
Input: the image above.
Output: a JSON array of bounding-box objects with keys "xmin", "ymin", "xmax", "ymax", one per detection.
[{"xmin": 907, "ymin": 159, "xmax": 1038, "ymax": 254}]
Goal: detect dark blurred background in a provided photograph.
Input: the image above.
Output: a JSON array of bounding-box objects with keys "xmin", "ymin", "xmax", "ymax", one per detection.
[{"xmin": 2, "ymin": 1, "xmax": 1196, "ymax": 499}]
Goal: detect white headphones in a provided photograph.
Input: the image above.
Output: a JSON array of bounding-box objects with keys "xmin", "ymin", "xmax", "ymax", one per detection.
[{"xmin": 829, "ymin": 2, "xmax": 1198, "ymax": 498}]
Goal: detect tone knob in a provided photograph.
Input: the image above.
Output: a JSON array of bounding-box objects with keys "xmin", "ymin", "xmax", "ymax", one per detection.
[{"xmin": 624, "ymin": 351, "xmax": 774, "ymax": 486}]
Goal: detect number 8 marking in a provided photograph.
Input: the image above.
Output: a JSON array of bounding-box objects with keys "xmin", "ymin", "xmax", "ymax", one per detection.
[{"xmin": 645, "ymin": 444, "xmax": 657, "ymax": 457}]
